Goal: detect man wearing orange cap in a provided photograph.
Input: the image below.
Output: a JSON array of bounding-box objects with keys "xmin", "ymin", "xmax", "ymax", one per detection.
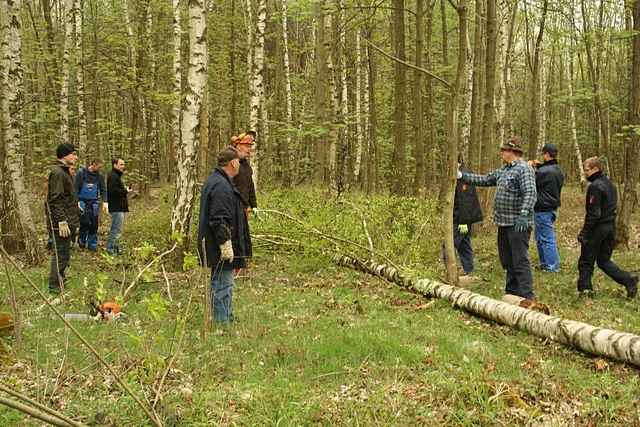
[{"xmin": 230, "ymin": 131, "xmax": 257, "ymax": 212}]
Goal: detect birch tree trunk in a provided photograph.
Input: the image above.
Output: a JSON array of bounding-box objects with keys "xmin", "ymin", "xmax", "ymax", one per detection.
[
  {"xmin": 443, "ymin": 1, "xmax": 468, "ymax": 286},
  {"xmin": 171, "ymin": 0, "xmax": 182, "ymax": 162},
  {"xmin": 354, "ymin": 29, "xmax": 363, "ymax": 184},
  {"xmin": 479, "ymin": 0, "xmax": 497, "ymax": 175},
  {"xmin": 75, "ymin": 0, "xmax": 87, "ymax": 156},
  {"xmin": 338, "ymin": 0, "xmax": 349, "ymax": 188},
  {"xmin": 566, "ymin": 27, "xmax": 586, "ymax": 186},
  {"xmin": 170, "ymin": 0, "xmax": 207, "ymax": 250},
  {"xmin": 334, "ymin": 254, "xmax": 640, "ymax": 368},
  {"xmin": 537, "ymin": 54, "xmax": 547, "ymax": 152},
  {"xmin": 525, "ymin": 0, "xmax": 549, "ymax": 160},
  {"xmin": 1, "ymin": 0, "xmax": 41, "ymax": 264},
  {"xmin": 616, "ymin": 0, "xmax": 640, "ymax": 247},
  {"xmin": 499, "ymin": 0, "xmax": 517, "ymax": 146},
  {"xmin": 325, "ymin": 12, "xmax": 339, "ymax": 191},
  {"xmin": 413, "ymin": 0, "xmax": 425, "ymax": 194},
  {"xmin": 249, "ymin": 0, "xmax": 266, "ymax": 188},
  {"xmin": 468, "ymin": 0, "xmax": 484, "ymax": 171},
  {"xmin": 281, "ymin": 0, "xmax": 293, "ymax": 184},
  {"xmin": 390, "ymin": 0, "xmax": 407, "ymax": 195},
  {"xmin": 60, "ymin": 0, "xmax": 74, "ymax": 144}
]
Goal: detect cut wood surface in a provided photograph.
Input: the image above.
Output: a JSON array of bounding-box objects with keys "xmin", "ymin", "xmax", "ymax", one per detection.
[{"xmin": 334, "ymin": 254, "xmax": 640, "ymax": 367}]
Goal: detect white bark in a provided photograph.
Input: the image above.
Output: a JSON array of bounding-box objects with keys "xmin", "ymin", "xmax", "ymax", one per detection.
[
  {"xmin": 362, "ymin": 32, "xmax": 370, "ymax": 184},
  {"xmin": 567, "ymin": 58, "xmax": 585, "ymax": 185},
  {"xmin": 282, "ymin": 0, "xmax": 293, "ymax": 149},
  {"xmin": 354, "ymin": 30, "xmax": 363, "ymax": 181},
  {"xmin": 60, "ymin": 0, "xmax": 74, "ymax": 144},
  {"xmin": 461, "ymin": 35, "xmax": 473, "ymax": 154},
  {"xmin": 249, "ymin": 0, "xmax": 266, "ymax": 187},
  {"xmin": 325, "ymin": 13, "xmax": 339, "ymax": 190},
  {"xmin": 171, "ymin": 0, "xmax": 207, "ymax": 242},
  {"xmin": 75, "ymin": 0, "xmax": 87, "ymax": 156},
  {"xmin": 171, "ymin": 0, "xmax": 182, "ymax": 154},
  {"xmin": 1, "ymin": 0, "xmax": 41, "ymax": 264},
  {"xmin": 335, "ymin": 255, "xmax": 640, "ymax": 368},
  {"xmin": 537, "ymin": 54, "xmax": 547, "ymax": 152}
]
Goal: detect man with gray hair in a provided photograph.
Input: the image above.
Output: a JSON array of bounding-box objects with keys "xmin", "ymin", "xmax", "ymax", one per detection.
[{"xmin": 197, "ymin": 148, "xmax": 252, "ymax": 323}]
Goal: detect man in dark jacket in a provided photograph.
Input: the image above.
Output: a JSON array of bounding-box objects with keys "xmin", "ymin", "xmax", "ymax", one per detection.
[
  {"xmin": 577, "ymin": 157, "xmax": 638, "ymax": 298},
  {"xmin": 46, "ymin": 143, "xmax": 80, "ymax": 294},
  {"xmin": 75, "ymin": 159, "xmax": 107, "ymax": 251},
  {"xmin": 230, "ymin": 132, "xmax": 257, "ymax": 211},
  {"xmin": 452, "ymin": 157, "xmax": 483, "ymax": 283},
  {"xmin": 106, "ymin": 158, "xmax": 130, "ymax": 255},
  {"xmin": 529, "ymin": 143, "xmax": 564, "ymax": 272},
  {"xmin": 198, "ymin": 148, "xmax": 251, "ymax": 323}
]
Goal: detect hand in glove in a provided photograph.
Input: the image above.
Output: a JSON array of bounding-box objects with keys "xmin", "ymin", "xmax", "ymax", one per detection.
[
  {"xmin": 458, "ymin": 224, "xmax": 469, "ymax": 234},
  {"xmin": 78, "ymin": 201, "xmax": 85, "ymax": 214},
  {"xmin": 58, "ymin": 221, "xmax": 71, "ymax": 238},
  {"xmin": 103, "ymin": 202, "xmax": 109, "ymax": 214},
  {"xmin": 219, "ymin": 240, "xmax": 234, "ymax": 262},
  {"xmin": 457, "ymin": 169, "xmax": 463, "ymax": 179},
  {"xmin": 514, "ymin": 216, "xmax": 530, "ymax": 233}
]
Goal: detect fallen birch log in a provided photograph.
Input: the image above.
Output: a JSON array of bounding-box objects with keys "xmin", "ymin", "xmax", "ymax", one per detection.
[{"xmin": 333, "ymin": 254, "xmax": 640, "ymax": 367}]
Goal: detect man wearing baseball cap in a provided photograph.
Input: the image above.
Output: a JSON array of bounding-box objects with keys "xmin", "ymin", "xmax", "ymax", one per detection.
[
  {"xmin": 458, "ymin": 137, "xmax": 537, "ymax": 300},
  {"xmin": 528, "ymin": 143, "xmax": 564, "ymax": 272},
  {"xmin": 46, "ymin": 143, "xmax": 80, "ymax": 294}
]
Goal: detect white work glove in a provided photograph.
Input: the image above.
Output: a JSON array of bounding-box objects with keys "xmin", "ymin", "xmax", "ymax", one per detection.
[
  {"xmin": 103, "ymin": 202, "xmax": 109, "ymax": 213},
  {"xmin": 219, "ymin": 240, "xmax": 234, "ymax": 262},
  {"xmin": 58, "ymin": 221, "xmax": 71, "ymax": 238},
  {"xmin": 458, "ymin": 224, "xmax": 469, "ymax": 234},
  {"xmin": 456, "ymin": 169, "xmax": 462, "ymax": 179}
]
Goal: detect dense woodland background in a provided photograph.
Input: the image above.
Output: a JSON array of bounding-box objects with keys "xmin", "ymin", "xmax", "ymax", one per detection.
[{"xmin": 1, "ymin": 0, "xmax": 639, "ymax": 264}]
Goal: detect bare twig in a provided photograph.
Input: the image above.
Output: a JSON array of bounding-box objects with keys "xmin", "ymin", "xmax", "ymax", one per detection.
[
  {"xmin": 364, "ymin": 38, "xmax": 452, "ymax": 89},
  {"xmin": 0, "ymin": 383, "xmax": 85, "ymax": 427},
  {"xmin": 200, "ymin": 239, "xmax": 212, "ymax": 339},
  {"xmin": 0, "ymin": 394, "xmax": 76, "ymax": 427},
  {"xmin": 161, "ymin": 264, "xmax": 173, "ymax": 302},
  {"xmin": 153, "ymin": 287, "xmax": 195, "ymax": 408},
  {"xmin": 123, "ymin": 242, "xmax": 178, "ymax": 302},
  {"xmin": 3, "ymin": 262, "xmax": 21, "ymax": 345},
  {"xmin": 48, "ymin": 328, "xmax": 70, "ymax": 401},
  {"xmin": 0, "ymin": 247, "xmax": 163, "ymax": 427}
]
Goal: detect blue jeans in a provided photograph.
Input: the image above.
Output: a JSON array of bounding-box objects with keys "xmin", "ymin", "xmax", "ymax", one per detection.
[
  {"xmin": 454, "ymin": 224, "xmax": 474, "ymax": 274},
  {"xmin": 534, "ymin": 211, "xmax": 560, "ymax": 272},
  {"xmin": 79, "ymin": 200, "xmax": 100, "ymax": 250},
  {"xmin": 106, "ymin": 212, "xmax": 125, "ymax": 254},
  {"xmin": 211, "ymin": 268, "xmax": 234, "ymax": 322}
]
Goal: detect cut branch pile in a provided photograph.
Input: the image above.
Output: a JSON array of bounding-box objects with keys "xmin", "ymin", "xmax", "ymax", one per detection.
[{"xmin": 333, "ymin": 254, "xmax": 640, "ymax": 367}]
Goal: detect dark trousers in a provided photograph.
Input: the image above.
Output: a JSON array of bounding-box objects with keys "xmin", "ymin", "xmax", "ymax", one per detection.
[
  {"xmin": 497, "ymin": 226, "xmax": 534, "ymax": 299},
  {"xmin": 49, "ymin": 233, "xmax": 72, "ymax": 291},
  {"xmin": 577, "ymin": 223, "xmax": 634, "ymax": 292},
  {"xmin": 454, "ymin": 225, "xmax": 474, "ymax": 274}
]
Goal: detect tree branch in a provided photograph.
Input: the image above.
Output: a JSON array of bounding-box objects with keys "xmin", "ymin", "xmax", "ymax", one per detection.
[{"xmin": 363, "ymin": 38, "xmax": 452, "ymax": 90}]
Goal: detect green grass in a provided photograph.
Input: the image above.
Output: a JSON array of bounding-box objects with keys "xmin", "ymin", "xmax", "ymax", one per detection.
[{"xmin": 1, "ymin": 185, "xmax": 640, "ymax": 425}]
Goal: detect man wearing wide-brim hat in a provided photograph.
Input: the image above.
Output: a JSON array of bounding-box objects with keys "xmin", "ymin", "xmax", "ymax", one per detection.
[
  {"xmin": 229, "ymin": 131, "xmax": 257, "ymax": 213},
  {"xmin": 458, "ymin": 136, "xmax": 538, "ymax": 300}
]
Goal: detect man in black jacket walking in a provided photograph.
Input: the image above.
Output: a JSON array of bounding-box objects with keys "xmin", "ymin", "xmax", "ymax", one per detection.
[
  {"xmin": 577, "ymin": 157, "xmax": 638, "ymax": 298},
  {"xmin": 106, "ymin": 158, "xmax": 130, "ymax": 255},
  {"xmin": 529, "ymin": 144, "xmax": 564, "ymax": 272},
  {"xmin": 197, "ymin": 148, "xmax": 251, "ymax": 323},
  {"xmin": 46, "ymin": 143, "xmax": 80, "ymax": 294},
  {"xmin": 452, "ymin": 157, "xmax": 483, "ymax": 282}
]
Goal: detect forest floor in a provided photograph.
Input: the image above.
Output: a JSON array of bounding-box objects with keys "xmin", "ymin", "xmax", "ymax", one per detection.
[{"xmin": 1, "ymin": 185, "xmax": 640, "ymax": 426}]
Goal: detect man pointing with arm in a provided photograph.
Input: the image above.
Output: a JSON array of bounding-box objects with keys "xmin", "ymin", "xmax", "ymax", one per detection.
[{"xmin": 458, "ymin": 137, "xmax": 537, "ymax": 300}]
